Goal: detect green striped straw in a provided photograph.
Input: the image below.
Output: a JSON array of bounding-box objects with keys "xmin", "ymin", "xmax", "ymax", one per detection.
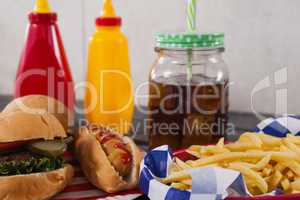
[
  {"xmin": 187, "ymin": 0, "xmax": 197, "ymax": 81},
  {"xmin": 187, "ymin": 0, "xmax": 197, "ymax": 33}
]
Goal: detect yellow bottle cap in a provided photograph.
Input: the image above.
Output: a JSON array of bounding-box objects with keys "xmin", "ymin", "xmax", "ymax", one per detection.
[
  {"xmin": 101, "ymin": 0, "xmax": 116, "ymax": 17},
  {"xmin": 34, "ymin": 0, "xmax": 51, "ymax": 13}
]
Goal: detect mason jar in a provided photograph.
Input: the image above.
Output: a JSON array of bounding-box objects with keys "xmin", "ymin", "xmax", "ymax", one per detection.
[{"xmin": 148, "ymin": 33, "xmax": 229, "ymax": 149}]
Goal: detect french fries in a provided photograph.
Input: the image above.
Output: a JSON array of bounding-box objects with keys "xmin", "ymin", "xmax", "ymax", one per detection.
[
  {"xmin": 227, "ymin": 162, "xmax": 268, "ymax": 193},
  {"xmin": 216, "ymin": 137, "xmax": 225, "ymax": 148},
  {"xmin": 171, "ymin": 182, "xmax": 190, "ymax": 190},
  {"xmin": 161, "ymin": 132, "xmax": 300, "ymax": 196},
  {"xmin": 175, "ymin": 158, "xmax": 192, "ymax": 170},
  {"xmin": 252, "ymin": 154, "xmax": 271, "ymax": 171},
  {"xmin": 269, "ymin": 170, "xmax": 283, "ymax": 191},
  {"xmin": 281, "ymin": 178, "xmax": 290, "ymax": 192},
  {"xmin": 291, "ymin": 180, "xmax": 300, "ymax": 190}
]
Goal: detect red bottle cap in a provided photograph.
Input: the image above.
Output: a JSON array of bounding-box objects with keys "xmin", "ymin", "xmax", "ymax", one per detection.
[
  {"xmin": 95, "ymin": 17, "xmax": 122, "ymax": 27},
  {"xmin": 29, "ymin": 13, "xmax": 57, "ymax": 24}
]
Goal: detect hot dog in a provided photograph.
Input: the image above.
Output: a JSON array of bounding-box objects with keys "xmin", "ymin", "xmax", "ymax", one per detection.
[
  {"xmin": 94, "ymin": 128, "xmax": 133, "ymax": 176},
  {"xmin": 75, "ymin": 126, "xmax": 143, "ymax": 193}
]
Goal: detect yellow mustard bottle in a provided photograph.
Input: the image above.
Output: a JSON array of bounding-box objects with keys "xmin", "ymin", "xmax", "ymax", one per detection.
[{"xmin": 84, "ymin": 0, "xmax": 134, "ymax": 134}]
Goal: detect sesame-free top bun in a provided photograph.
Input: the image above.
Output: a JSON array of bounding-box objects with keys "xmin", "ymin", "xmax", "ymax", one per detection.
[
  {"xmin": 0, "ymin": 111, "xmax": 67, "ymax": 143},
  {"xmin": 0, "ymin": 164, "xmax": 74, "ymax": 200},
  {"xmin": 2, "ymin": 95, "xmax": 74, "ymax": 132},
  {"xmin": 75, "ymin": 127, "xmax": 143, "ymax": 193}
]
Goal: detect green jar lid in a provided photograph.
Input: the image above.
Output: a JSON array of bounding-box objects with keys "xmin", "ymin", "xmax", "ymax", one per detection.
[{"xmin": 156, "ymin": 32, "xmax": 224, "ymax": 49}]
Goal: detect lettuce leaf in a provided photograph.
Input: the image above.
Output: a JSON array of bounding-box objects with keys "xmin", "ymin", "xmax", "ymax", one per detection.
[{"xmin": 0, "ymin": 155, "xmax": 64, "ymax": 176}]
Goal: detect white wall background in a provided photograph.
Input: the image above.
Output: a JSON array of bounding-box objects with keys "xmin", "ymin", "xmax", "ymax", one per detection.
[{"xmin": 0, "ymin": 0, "xmax": 299, "ymax": 115}]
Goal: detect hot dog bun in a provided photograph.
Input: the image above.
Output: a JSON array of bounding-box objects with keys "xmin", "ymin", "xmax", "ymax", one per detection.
[
  {"xmin": 0, "ymin": 111, "xmax": 67, "ymax": 143},
  {"xmin": 75, "ymin": 127, "xmax": 143, "ymax": 193},
  {"xmin": 0, "ymin": 164, "xmax": 74, "ymax": 200},
  {"xmin": 2, "ymin": 95, "xmax": 74, "ymax": 132}
]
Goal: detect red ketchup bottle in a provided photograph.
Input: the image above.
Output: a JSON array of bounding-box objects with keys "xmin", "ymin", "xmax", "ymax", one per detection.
[{"xmin": 14, "ymin": 0, "xmax": 75, "ymax": 110}]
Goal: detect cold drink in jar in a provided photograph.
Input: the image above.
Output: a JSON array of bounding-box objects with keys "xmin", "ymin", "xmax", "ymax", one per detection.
[{"xmin": 148, "ymin": 33, "xmax": 229, "ymax": 149}]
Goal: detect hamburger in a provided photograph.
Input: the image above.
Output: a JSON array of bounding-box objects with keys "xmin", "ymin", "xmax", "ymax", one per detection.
[{"xmin": 0, "ymin": 111, "xmax": 74, "ymax": 200}]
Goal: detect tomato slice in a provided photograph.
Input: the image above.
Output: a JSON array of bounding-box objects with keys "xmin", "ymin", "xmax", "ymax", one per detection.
[{"xmin": 0, "ymin": 141, "xmax": 26, "ymax": 152}]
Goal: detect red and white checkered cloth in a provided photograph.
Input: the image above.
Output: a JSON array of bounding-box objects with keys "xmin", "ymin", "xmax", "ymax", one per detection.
[{"xmin": 53, "ymin": 151, "xmax": 142, "ymax": 200}]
